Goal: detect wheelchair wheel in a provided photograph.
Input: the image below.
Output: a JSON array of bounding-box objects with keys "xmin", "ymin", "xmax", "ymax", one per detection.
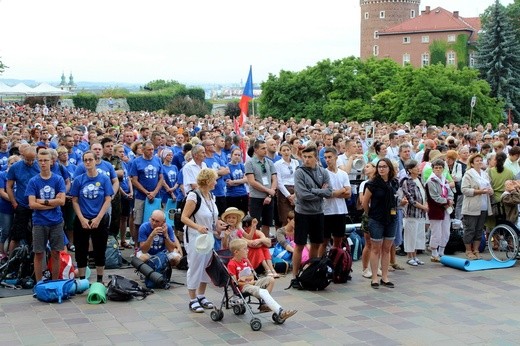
[
  {"xmin": 250, "ymin": 317, "xmax": 262, "ymax": 331},
  {"xmin": 272, "ymin": 312, "xmax": 286, "ymax": 325},
  {"xmin": 233, "ymin": 305, "xmax": 242, "ymax": 315},
  {"xmin": 488, "ymin": 224, "xmax": 519, "ymax": 262}
]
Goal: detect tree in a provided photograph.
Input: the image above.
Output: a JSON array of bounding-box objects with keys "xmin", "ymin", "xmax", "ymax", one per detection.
[
  {"xmin": 224, "ymin": 102, "xmax": 241, "ymax": 118},
  {"xmin": 476, "ymin": 0, "xmax": 520, "ymax": 121},
  {"xmin": 143, "ymin": 79, "xmax": 181, "ymax": 91},
  {"xmin": 0, "ymin": 57, "xmax": 6, "ymax": 75},
  {"xmin": 166, "ymin": 96, "xmax": 211, "ymax": 116}
]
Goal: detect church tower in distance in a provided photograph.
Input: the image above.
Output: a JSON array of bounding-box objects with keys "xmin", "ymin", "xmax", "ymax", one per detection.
[{"xmin": 360, "ymin": 0, "xmax": 420, "ymax": 59}]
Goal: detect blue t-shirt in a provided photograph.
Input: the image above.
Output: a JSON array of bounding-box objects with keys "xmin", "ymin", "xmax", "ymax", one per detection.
[
  {"xmin": 138, "ymin": 222, "xmax": 175, "ymax": 256},
  {"xmin": 74, "ymin": 160, "xmax": 116, "ymax": 182},
  {"xmin": 172, "ymin": 151, "xmax": 186, "ymax": 171},
  {"xmin": 35, "ymin": 141, "xmax": 58, "ymax": 149},
  {"xmin": 0, "ymin": 152, "xmax": 8, "ymax": 171},
  {"xmin": 266, "ymin": 154, "xmax": 282, "ymax": 163},
  {"xmin": 65, "ymin": 164, "xmax": 77, "ymax": 182},
  {"xmin": 172, "ymin": 145, "xmax": 183, "ymax": 156},
  {"xmin": 120, "ymin": 161, "xmax": 131, "ymax": 194},
  {"xmin": 319, "ymin": 147, "xmax": 327, "ymax": 168},
  {"xmin": 226, "ymin": 162, "xmax": 248, "ymax": 197},
  {"xmin": 0, "ymin": 171, "xmax": 13, "ymax": 214},
  {"xmin": 204, "ymin": 155, "xmax": 226, "ymax": 197},
  {"xmin": 68, "ymin": 150, "xmax": 81, "ymax": 166},
  {"xmin": 129, "ymin": 156, "xmax": 163, "ymax": 200},
  {"xmin": 161, "ymin": 164, "xmax": 178, "ymax": 201},
  {"xmin": 51, "ymin": 163, "xmax": 71, "ymax": 182},
  {"xmin": 25, "ymin": 173, "xmax": 66, "ymax": 226},
  {"xmin": 175, "ymin": 169, "xmax": 184, "ymax": 201},
  {"xmin": 77, "ymin": 142, "xmax": 89, "ymax": 153},
  {"xmin": 123, "ymin": 144, "xmax": 136, "ymax": 162},
  {"xmin": 7, "ymin": 160, "xmax": 40, "ymax": 208},
  {"xmin": 70, "ymin": 173, "xmax": 114, "ymax": 219}
]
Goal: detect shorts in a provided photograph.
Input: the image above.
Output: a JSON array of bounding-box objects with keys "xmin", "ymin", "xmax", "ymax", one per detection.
[
  {"xmin": 241, "ymin": 276, "xmax": 272, "ymax": 296},
  {"xmin": 294, "ymin": 212, "xmax": 324, "ymax": 246},
  {"xmin": 368, "ymin": 217, "xmax": 397, "ymax": 241},
  {"xmin": 133, "ymin": 198, "xmax": 145, "ymax": 225},
  {"xmin": 324, "ymin": 214, "xmax": 346, "ymax": 239},
  {"xmin": 248, "ymin": 197, "xmax": 274, "ymax": 228},
  {"xmin": 121, "ymin": 194, "xmax": 132, "ymax": 217},
  {"xmin": 32, "ymin": 221, "xmax": 64, "ymax": 253},
  {"xmin": 10, "ymin": 205, "xmax": 32, "ymax": 242}
]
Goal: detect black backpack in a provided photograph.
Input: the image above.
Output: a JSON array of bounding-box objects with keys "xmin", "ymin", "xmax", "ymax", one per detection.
[
  {"xmin": 328, "ymin": 247, "xmax": 352, "ymax": 284},
  {"xmin": 295, "ymin": 256, "xmax": 333, "ymax": 291},
  {"xmin": 106, "ymin": 275, "xmax": 152, "ymax": 301},
  {"xmin": 173, "ymin": 190, "xmax": 202, "ymax": 233}
]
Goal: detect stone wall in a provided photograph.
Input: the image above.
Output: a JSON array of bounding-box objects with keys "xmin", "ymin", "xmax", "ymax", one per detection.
[{"xmin": 96, "ymin": 98, "xmax": 130, "ymax": 113}]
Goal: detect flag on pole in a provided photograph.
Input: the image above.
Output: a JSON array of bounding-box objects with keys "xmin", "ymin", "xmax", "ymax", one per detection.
[{"xmin": 238, "ymin": 66, "xmax": 253, "ymax": 127}]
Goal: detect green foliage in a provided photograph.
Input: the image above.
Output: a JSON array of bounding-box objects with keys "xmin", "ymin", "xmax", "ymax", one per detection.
[
  {"xmin": 126, "ymin": 93, "xmax": 174, "ymax": 112},
  {"xmin": 260, "ymin": 56, "xmax": 504, "ymax": 126},
  {"xmin": 476, "ymin": 0, "xmax": 520, "ymax": 121},
  {"xmin": 72, "ymin": 92, "xmax": 98, "ymax": 111},
  {"xmin": 165, "ymin": 96, "xmax": 211, "ymax": 116},
  {"xmin": 143, "ymin": 79, "xmax": 181, "ymax": 91},
  {"xmin": 430, "ymin": 41, "xmax": 447, "ymax": 66},
  {"xmin": 99, "ymin": 88, "xmax": 131, "ymax": 98},
  {"xmin": 225, "ymin": 102, "xmax": 241, "ymax": 117}
]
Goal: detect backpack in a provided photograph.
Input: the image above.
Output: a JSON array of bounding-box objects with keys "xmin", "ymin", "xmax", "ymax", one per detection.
[
  {"xmin": 173, "ymin": 190, "xmax": 202, "ymax": 233},
  {"xmin": 348, "ymin": 230, "xmax": 364, "ymax": 261},
  {"xmin": 327, "ymin": 247, "xmax": 352, "ymax": 283},
  {"xmin": 105, "ymin": 235, "xmax": 123, "ymax": 269},
  {"xmin": 33, "ymin": 278, "xmax": 76, "ymax": 303},
  {"xmin": 1, "ymin": 244, "xmax": 34, "ymax": 287},
  {"xmin": 106, "ymin": 274, "xmax": 152, "ymax": 301},
  {"xmin": 47, "ymin": 251, "xmax": 76, "ymax": 279},
  {"xmin": 144, "ymin": 252, "xmax": 172, "ymax": 289},
  {"xmin": 295, "ymin": 256, "xmax": 333, "ymax": 291}
]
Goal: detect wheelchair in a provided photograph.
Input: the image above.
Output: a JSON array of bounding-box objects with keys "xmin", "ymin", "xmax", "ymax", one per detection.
[{"xmin": 487, "ymin": 202, "xmax": 520, "ymax": 262}]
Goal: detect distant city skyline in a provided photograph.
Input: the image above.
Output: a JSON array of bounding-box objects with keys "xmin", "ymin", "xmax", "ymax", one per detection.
[{"xmin": 0, "ymin": 0, "xmax": 513, "ymax": 85}]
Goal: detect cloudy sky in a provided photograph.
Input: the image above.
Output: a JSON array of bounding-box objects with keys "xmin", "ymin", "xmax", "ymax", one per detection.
[{"xmin": 0, "ymin": 0, "xmax": 513, "ymax": 85}]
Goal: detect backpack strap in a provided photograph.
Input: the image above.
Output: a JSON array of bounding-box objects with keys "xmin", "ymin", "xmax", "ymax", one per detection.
[{"xmin": 185, "ymin": 190, "xmax": 203, "ymax": 244}]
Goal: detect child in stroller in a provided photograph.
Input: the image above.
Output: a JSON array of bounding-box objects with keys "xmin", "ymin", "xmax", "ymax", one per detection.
[{"xmin": 227, "ymin": 239, "xmax": 297, "ymax": 322}]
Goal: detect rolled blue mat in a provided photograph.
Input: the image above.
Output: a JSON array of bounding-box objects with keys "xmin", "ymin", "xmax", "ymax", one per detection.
[{"xmin": 440, "ymin": 255, "xmax": 516, "ymax": 271}]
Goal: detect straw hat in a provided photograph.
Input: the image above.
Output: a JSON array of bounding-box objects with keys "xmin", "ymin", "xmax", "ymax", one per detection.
[
  {"xmin": 429, "ymin": 149, "xmax": 445, "ymax": 162},
  {"xmin": 195, "ymin": 234, "xmax": 215, "ymax": 254},
  {"xmin": 221, "ymin": 207, "xmax": 245, "ymax": 222}
]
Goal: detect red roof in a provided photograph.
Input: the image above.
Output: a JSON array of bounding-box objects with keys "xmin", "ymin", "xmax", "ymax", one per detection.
[{"xmin": 379, "ymin": 7, "xmax": 481, "ymax": 37}]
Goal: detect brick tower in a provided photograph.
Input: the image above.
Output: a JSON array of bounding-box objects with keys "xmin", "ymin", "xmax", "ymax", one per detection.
[{"xmin": 360, "ymin": 0, "xmax": 420, "ymax": 59}]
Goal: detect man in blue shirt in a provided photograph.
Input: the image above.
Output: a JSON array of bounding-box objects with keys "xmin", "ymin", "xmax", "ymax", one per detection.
[
  {"xmin": 137, "ymin": 210, "xmax": 182, "ymax": 266},
  {"xmin": 130, "ymin": 141, "xmax": 163, "ymax": 239},
  {"xmin": 7, "ymin": 146, "xmax": 40, "ymax": 254},
  {"xmin": 203, "ymin": 138, "xmax": 230, "ymax": 215},
  {"xmin": 26, "ymin": 149, "xmax": 66, "ymax": 281}
]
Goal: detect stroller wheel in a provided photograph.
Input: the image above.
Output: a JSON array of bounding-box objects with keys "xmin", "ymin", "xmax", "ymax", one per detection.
[
  {"xmin": 233, "ymin": 305, "xmax": 242, "ymax": 315},
  {"xmin": 250, "ymin": 317, "xmax": 262, "ymax": 331},
  {"xmin": 211, "ymin": 309, "xmax": 224, "ymax": 321},
  {"xmin": 240, "ymin": 305, "xmax": 246, "ymax": 315}
]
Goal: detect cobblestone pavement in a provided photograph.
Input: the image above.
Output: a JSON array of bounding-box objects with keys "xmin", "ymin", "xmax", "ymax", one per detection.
[{"xmin": 1, "ymin": 250, "xmax": 519, "ymax": 345}]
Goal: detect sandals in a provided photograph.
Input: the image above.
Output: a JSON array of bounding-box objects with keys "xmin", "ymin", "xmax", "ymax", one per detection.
[
  {"xmin": 430, "ymin": 256, "xmax": 441, "ymax": 263},
  {"xmin": 407, "ymin": 259, "xmax": 418, "ymax": 266},
  {"xmin": 466, "ymin": 251, "xmax": 477, "ymax": 260},
  {"xmin": 189, "ymin": 300, "xmax": 204, "ymax": 313},
  {"xmin": 279, "ymin": 309, "xmax": 297, "ymax": 320},
  {"xmin": 390, "ymin": 263, "xmax": 405, "ymax": 270},
  {"xmin": 120, "ymin": 242, "xmax": 133, "ymax": 249},
  {"xmin": 258, "ymin": 304, "xmax": 272, "ymax": 313},
  {"xmin": 197, "ymin": 296, "xmax": 214, "ymax": 309},
  {"xmin": 473, "ymin": 251, "xmax": 482, "ymax": 260},
  {"xmin": 267, "ymin": 270, "xmax": 281, "ymax": 278}
]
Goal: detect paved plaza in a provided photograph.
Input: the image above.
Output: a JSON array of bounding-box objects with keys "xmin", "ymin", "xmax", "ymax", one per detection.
[{"xmin": 1, "ymin": 250, "xmax": 519, "ymax": 345}]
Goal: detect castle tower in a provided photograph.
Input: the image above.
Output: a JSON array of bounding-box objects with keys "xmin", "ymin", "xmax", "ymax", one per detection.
[{"xmin": 360, "ymin": 0, "xmax": 420, "ymax": 59}]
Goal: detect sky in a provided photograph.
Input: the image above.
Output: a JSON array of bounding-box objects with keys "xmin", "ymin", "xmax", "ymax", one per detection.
[{"xmin": 0, "ymin": 0, "xmax": 514, "ymax": 86}]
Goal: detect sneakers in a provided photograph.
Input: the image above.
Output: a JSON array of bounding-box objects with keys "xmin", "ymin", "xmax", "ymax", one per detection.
[
  {"xmin": 279, "ymin": 308, "xmax": 298, "ymax": 321},
  {"xmin": 407, "ymin": 259, "xmax": 418, "ymax": 266},
  {"xmin": 362, "ymin": 268, "xmax": 372, "ymax": 278}
]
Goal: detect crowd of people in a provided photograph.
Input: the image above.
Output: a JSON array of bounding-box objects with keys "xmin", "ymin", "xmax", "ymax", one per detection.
[{"xmin": 1, "ymin": 102, "xmax": 520, "ymax": 310}]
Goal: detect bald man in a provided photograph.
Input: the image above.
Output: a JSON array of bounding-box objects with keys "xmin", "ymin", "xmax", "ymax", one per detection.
[{"xmin": 137, "ymin": 210, "xmax": 182, "ymax": 266}]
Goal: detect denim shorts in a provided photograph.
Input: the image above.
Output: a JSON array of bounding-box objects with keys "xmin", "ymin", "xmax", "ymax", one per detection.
[{"xmin": 368, "ymin": 217, "xmax": 397, "ymax": 241}]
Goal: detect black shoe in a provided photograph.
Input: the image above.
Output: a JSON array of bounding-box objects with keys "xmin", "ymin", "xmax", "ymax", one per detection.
[{"xmin": 396, "ymin": 250, "xmax": 407, "ymax": 256}]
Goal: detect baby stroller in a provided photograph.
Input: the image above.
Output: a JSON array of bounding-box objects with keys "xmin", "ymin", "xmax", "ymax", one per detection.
[
  {"xmin": 205, "ymin": 249, "xmax": 287, "ymax": 331},
  {"xmin": 0, "ymin": 244, "xmax": 35, "ymax": 289}
]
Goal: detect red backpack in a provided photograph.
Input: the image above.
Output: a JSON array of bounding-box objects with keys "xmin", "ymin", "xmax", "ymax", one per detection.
[{"xmin": 327, "ymin": 247, "xmax": 352, "ymax": 284}]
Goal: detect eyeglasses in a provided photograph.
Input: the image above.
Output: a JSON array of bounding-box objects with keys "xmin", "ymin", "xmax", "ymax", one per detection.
[{"xmin": 83, "ymin": 158, "xmax": 95, "ymax": 162}]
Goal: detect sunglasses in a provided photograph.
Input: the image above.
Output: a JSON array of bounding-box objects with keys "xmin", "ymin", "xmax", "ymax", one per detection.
[
  {"xmin": 288, "ymin": 165, "xmax": 293, "ymax": 174},
  {"xmin": 260, "ymin": 162, "xmax": 267, "ymax": 174}
]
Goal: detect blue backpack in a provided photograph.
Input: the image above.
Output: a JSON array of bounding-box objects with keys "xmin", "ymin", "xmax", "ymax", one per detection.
[
  {"xmin": 105, "ymin": 236, "xmax": 123, "ymax": 269},
  {"xmin": 349, "ymin": 230, "xmax": 365, "ymax": 261},
  {"xmin": 144, "ymin": 252, "xmax": 172, "ymax": 289},
  {"xmin": 33, "ymin": 278, "xmax": 76, "ymax": 304}
]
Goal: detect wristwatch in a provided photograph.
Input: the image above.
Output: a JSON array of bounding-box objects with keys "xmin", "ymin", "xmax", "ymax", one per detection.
[{"xmin": 44, "ymin": 199, "xmax": 50, "ymax": 206}]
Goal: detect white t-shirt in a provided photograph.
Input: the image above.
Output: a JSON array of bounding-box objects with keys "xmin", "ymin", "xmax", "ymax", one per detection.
[
  {"xmin": 182, "ymin": 160, "xmax": 207, "ymax": 194},
  {"xmin": 323, "ymin": 168, "xmax": 350, "ymax": 215}
]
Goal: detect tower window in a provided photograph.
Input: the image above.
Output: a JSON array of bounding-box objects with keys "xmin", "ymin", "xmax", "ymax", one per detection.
[
  {"xmin": 365, "ymin": 12, "xmax": 369, "ymax": 20},
  {"xmin": 374, "ymin": 31, "xmax": 379, "ymax": 39},
  {"xmin": 422, "ymin": 53, "xmax": 430, "ymax": 67},
  {"xmin": 403, "ymin": 37, "xmax": 411, "ymax": 44},
  {"xmin": 411, "ymin": 10, "xmax": 416, "ymax": 18},
  {"xmin": 373, "ymin": 45, "xmax": 379, "ymax": 56},
  {"xmin": 380, "ymin": 11, "xmax": 385, "ymax": 19}
]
